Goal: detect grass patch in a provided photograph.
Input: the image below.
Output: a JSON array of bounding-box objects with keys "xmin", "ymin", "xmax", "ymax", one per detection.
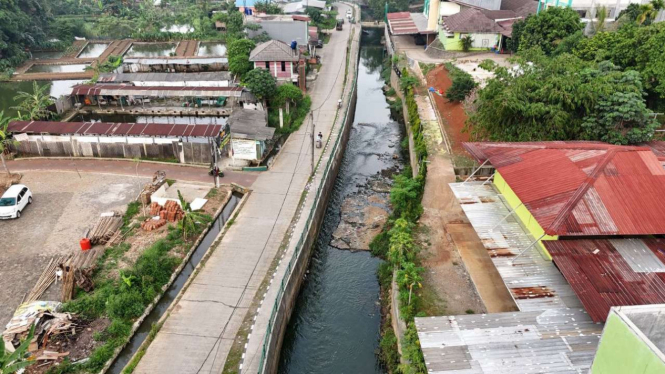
[{"xmin": 165, "ymin": 179, "xmax": 176, "ymax": 187}]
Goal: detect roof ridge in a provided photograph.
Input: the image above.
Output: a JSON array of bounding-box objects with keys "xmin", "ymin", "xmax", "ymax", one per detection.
[{"xmin": 546, "ymin": 148, "xmax": 618, "ymax": 235}]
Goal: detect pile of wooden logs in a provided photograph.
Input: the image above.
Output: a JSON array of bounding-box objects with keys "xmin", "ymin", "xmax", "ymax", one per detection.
[
  {"xmin": 148, "ymin": 201, "xmax": 184, "ymax": 223},
  {"xmin": 25, "ymin": 255, "xmax": 71, "ymax": 303},
  {"xmin": 60, "ymin": 248, "xmax": 103, "ymax": 301},
  {"xmin": 89, "ymin": 212, "xmax": 123, "ymax": 245},
  {"xmin": 141, "ymin": 217, "xmax": 167, "ymax": 231}
]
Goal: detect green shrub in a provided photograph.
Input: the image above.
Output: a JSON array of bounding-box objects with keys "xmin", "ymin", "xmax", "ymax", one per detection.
[
  {"xmin": 444, "ymin": 63, "xmax": 477, "ymax": 102},
  {"xmin": 369, "ymin": 230, "xmax": 390, "ymax": 257},
  {"xmin": 379, "ymin": 327, "xmax": 400, "ymax": 372},
  {"xmin": 123, "ymin": 201, "xmax": 141, "ymax": 226},
  {"xmin": 107, "ymin": 291, "xmax": 145, "ymax": 320}
]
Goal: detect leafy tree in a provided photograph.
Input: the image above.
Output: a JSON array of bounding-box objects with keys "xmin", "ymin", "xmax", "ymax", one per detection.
[
  {"xmin": 306, "ymin": 8, "xmax": 323, "ymax": 23},
  {"xmin": 273, "ymin": 84, "xmax": 303, "ymax": 110},
  {"xmin": 244, "ymin": 68, "xmax": 277, "ymax": 102},
  {"xmin": 399, "ymin": 75, "xmax": 419, "ymax": 91},
  {"xmin": 0, "ymin": 0, "xmax": 54, "ymax": 70},
  {"xmin": 617, "ymin": 3, "xmax": 642, "ymax": 23},
  {"xmin": 459, "ymin": 35, "xmax": 474, "ymax": 52},
  {"xmin": 590, "ymin": 6, "xmax": 608, "ymax": 34},
  {"xmin": 94, "ymin": 16, "xmax": 137, "ymax": 39},
  {"xmin": 368, "ymin": 0, "xmax": 409, "ymax": 20},
  {"xmin": 513, "ymin": 7, "xmax": 584, "ymax": 55},
  {"xmin": 581, "ymin": 65, "xmax": 658, "ymax": 144},
  {"xmin": 0, "ymin": 111, "xmax": 18, "ymax": 176},
  {"xmin": 397, "ymin": 262, "xmax": 423, "ymax": 305},
  {"xmin": 468, "ymin": 52, "xmax": 658, "ymax": 144},
  {"xmin": 255, "ymin": 1, "xmax": 282, "ymax": 14},
  {"xmin": 390, "ymin": 173, "xmax": 423, "ymax": 221},
  {"xmin": 12, "ymin": 82, "xmax": 53, "ymax": 121},
  {"xmin": 0, "ymin": 324, "xmax": 35, "ymax": 373},
  {"xmin": 227, "ymin": 38, "xmax": 256, "ymax": 78}
]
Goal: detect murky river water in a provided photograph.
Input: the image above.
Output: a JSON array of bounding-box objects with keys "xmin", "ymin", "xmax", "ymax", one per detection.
[{"xmin": 278, "ymin": 29, "xmax": 400, "ymax": 373}]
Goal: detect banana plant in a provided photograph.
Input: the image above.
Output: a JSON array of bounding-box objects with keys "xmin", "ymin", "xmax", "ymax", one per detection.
[{"xmin": 0, "ymin": 324, "xmax": 35, "ymax": 374}]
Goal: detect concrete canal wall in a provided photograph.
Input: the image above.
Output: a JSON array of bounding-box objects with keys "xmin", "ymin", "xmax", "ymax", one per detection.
[{"xmin": 256, "ymin": 21, "xmax": 362, "ymax": 374}]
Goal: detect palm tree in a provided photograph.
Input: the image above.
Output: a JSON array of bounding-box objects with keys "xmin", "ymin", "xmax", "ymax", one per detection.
[
  {"xmin": 0, "ymin": 111, "xmax": 17, "ymax": 176},
  {"xmin": 177, "ymin": 190, "xmax": 206, "ymax": 240},
  {"xmin": 11, "ymin": 82, "xmax": 54, "ymax": 121},
  {"xmin": 637, "ymin": 0, "xmax": 664, "ymax": 25},
  {"xmin": 0, "ymin": 324, "xmax": 35, "ymax": 374},
  {"xmin": 397, "ymin": 262, "xmax": 423, "ymax": 305},
  {"xmin": 592, "ymin": 6, "xmax": 608, "ymax": 34}
]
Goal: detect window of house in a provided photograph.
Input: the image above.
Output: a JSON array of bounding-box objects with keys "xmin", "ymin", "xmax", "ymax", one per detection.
[
  {"xmin": 266, "ymin": 61, "xmax": 270, "ymax": 70},
  {"xmin": 281, "ymin": 61, "xmax": 286, "ymax": 72}
]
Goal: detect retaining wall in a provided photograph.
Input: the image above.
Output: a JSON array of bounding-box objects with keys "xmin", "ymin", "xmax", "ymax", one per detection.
[{"xmin": 257, "ymin": 21, "xmax": 361, "ymax": 374}]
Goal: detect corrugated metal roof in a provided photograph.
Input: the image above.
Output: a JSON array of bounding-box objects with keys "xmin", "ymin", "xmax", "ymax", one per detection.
[
  {"xmin": 546, "ymin": 239, "xmax": 665, "ymax": 323},
  {"xmin": 450, "ymin": 182, "xmax": 583, "ymax": 312},
  {"xmin": 98, "ymin": 72, "xmax": 232, "ymax": 83},
  {"xmin": 8, "ymin": 121, "xmax": 221, "ymax": 138},
  {"xmin": 464, "ymin": 142, "xmax": 665, "ymax": 236},
  {"xmin": 386, "ymin": 12, "xmax": 434, "ymax": 35},
  {"xmin": 415, "ymin": 308, "xmax": 602, "ymax": 374},
  {"xmin": 71, "ymin": 84, "xmax": 243, "ymax": 97}
]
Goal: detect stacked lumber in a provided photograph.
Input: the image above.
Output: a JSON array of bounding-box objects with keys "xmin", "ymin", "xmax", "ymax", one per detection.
[
  {"xmin": 89, "ymin": 212, "xmax": 123, "ymax": 245},
  {"xmin": 141, "ymin": 217, "xmax": 167, "ymax": 231},
  {"xmin": 60, "ymin": 248, "xmax": 103, "ymax": 301},
  {"xmin": 25, "ymin": 255, "xmax": 71, "ymax": 303}
]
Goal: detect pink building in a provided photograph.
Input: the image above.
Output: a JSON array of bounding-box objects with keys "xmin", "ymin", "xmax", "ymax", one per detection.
[{"xmin": 249, "ymin": 40, "xmax": 300, "ymax": 84}]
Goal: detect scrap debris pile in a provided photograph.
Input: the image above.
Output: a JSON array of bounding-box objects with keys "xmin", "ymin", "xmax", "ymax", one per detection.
[
  {"xmin": 88, "ymin": 211, "xmax": 123, "ymax": 246},
  {"xmin": 3, "ymin": 301, "xmax": 74, "ymax": 362},
  {"xmin": 140, "ymin": 170, "xmax": 166, "ymax": 204},
  {"xmin": 141, "ymin": 201, "xmax": 184, "ymax": 231}
]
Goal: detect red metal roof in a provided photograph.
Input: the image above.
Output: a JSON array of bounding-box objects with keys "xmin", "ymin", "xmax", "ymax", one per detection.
[
  {"xmin": 546, "ymin": 239, "xmax": 665, "ymax": 322},
  {"xmin": 8, "ymin": 121, "xmax": 221, "ymax": 138},
  {"xmin": 387, "ymin": 12, "xmax": 419, "ymax": 35},
  {"xmin": 464, "ymin": 142, "xmax": 665, "ymax": 236}
]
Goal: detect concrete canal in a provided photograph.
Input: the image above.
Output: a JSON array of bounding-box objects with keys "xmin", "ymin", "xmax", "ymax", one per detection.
[{"xmin": 278, "ymin": 29, "xmax": 401, "ymax": 373}]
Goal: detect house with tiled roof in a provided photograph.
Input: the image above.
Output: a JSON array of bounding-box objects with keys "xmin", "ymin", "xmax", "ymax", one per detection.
[
  {"xmin": 249, "ymin": 40, "xmax": 300, "ymax": 84},
  {"xmin": 420, "ymin": 0, "xmax": 537, "ymax": 51}
]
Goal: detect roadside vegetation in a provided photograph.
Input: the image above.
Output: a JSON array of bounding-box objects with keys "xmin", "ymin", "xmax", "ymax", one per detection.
[
  {"xmin": 44, "ymin": 193, "xmax": 215, "ymax": 374},
  {"xmin": 371, "ymin": 69, "xmax": 428, "ymax": 374},
  {"xmin": 469, "ymin": 4, "xmax": 665, "ymax": 144}
]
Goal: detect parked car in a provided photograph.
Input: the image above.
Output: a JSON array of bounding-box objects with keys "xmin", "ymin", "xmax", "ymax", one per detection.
[
  {"xmin": 316, "ymin": 39, "xmax": 323, "ymax": 48},
  {"xmin": 0, "ymin": 184, "xmax": 32, "ymax": 219}
]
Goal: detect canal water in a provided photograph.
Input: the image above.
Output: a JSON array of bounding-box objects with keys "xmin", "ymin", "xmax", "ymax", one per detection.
[
  {"xmin": 77, "ymin": 43, "xmax": 110, "ymax": 59},
  {"xmin": 197, "ymin": 42, "xmax": 227, "ymax": 57},
  {"xmin": 109, "ymin": 192, "xmax": 243, "ymax": 374},
  {"xmin": 278, "ymin": 29, "xmax": 399, "ymax": 373},
  {"xmin": 125, "ymin": 43, "xmax": 178, "ymax": 58}
]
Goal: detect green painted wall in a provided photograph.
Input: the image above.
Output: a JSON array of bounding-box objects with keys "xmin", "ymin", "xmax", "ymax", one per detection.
[
  {"xmin": 438, "ymin": 31, "xmax": 496, "ymax": 51},
  {"xmin": 494, "ymin": 171, "xmax": 558, "ymax": 259},
  {"xmin": 592, "ymin": 313, "xmax": 665, "ymax": 374}
]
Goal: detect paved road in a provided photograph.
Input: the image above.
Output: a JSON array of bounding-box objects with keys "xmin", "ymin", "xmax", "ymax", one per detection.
[
  {"xmin": 7, "ymin": 158, "xmax": 258, "ymax": 187},
  {"xmin": 132, "ymin": 3, "xmax": 355, "ymax": 374}
]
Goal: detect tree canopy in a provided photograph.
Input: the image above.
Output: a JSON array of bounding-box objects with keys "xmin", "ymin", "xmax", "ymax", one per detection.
[
  {"xmin": 0, "ymin": 0, "xmax": 54, "ymax": 70},
  {"xmin": 468, "ymin": 53, "xmax": 657, "ymax": 145},
  {"xmin": 509, "ymin": 7, "xmax": 585, "ymax": 55},
  {"xmin": 227, "ymin": 38, "xmax": 256, "ymax": 78},
  {"xmin": 244, "ymin": 68, "xmax": 277, "ymax": 101}
]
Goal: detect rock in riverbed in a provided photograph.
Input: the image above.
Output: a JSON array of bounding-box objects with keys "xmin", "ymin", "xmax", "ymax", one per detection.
[{"xmin": 330, "ymin": 193, "xmax": 389, "ymax": 251}]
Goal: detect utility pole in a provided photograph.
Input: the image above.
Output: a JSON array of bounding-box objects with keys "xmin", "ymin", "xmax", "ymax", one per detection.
[
  {"xmin": 311, "ymin": 112, "xmax": 315, "ymax": 173},
  {"xmin": 213, "ymin": 141, "xmax": 219, "ymax": 188}
]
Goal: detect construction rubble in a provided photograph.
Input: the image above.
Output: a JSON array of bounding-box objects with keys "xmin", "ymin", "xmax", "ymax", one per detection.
[{"xmin": 3, "ymin": 301, "xmax": 74, "ymax": 360}]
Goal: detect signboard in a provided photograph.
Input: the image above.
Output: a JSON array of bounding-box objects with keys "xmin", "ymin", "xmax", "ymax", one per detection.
[
  {"xmin": 232, "ymin": 139, "xmax": 258, "ymax": 160},
  {"xmin": 216, "ymin": 124, "xmax": 231, "ymax": 148}
]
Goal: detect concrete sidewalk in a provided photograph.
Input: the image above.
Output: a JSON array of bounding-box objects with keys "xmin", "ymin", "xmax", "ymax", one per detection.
[
  {"xmin": 131, "ymin": 3, "xmax": 356, "ymax": 374},
  {"xmin": 7, "ymin": 158, "xmax": 257, "ymax": 187}
]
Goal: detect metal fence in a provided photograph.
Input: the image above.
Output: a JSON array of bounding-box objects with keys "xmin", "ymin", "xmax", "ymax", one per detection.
[{"xmin": 255, "ymin": 25, "xmax": 360, "ymax": 374}]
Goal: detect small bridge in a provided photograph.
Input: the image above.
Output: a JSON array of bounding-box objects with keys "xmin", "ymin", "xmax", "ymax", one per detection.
[{"xmin": 360, "ymin": 21, "xmax": 385, "ymax": 28}]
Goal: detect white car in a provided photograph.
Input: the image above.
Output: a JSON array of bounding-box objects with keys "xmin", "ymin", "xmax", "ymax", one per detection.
[{"xmin": 0, "ymin": 184, "xmax": 32, "ymax": 219}]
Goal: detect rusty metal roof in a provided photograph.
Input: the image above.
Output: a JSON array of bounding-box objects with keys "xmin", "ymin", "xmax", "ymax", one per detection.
[
  {"xmin": 72, "ymin": 84, "xmax": 243, "ymax": 97},
  {"xmin": 416, "ymin": 308, "xmax": 602, "ymax": 374},
  {"xmin": 464, "ymin": 142, "xmax": 665, "ymax": 236},
  {"xmin": 8, "ymin": 121, "xmax": 221, "ymax": 138},
  {"xmin": 450, "ymin": 182, "xmax": 583, "ymax": 312},
  {"xmin": 386, "ymin": 12, "xmax": 435, "ymax": 35},
  {"xmin": 546, "ymin": 239, "xmax": 665, "ymax": 323}
]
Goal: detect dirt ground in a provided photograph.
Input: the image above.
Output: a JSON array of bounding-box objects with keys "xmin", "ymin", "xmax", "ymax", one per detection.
[
  {"xmin": 415, "ymin": 92, "xmax": 517, "ymax": 315},
  {"xmin": 0, "ymin": 171, "xmax": 149, "ymax": 326},
  {"xmin": 426, "ymin": 65, "xmax": 471, "ymax": 156}
]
